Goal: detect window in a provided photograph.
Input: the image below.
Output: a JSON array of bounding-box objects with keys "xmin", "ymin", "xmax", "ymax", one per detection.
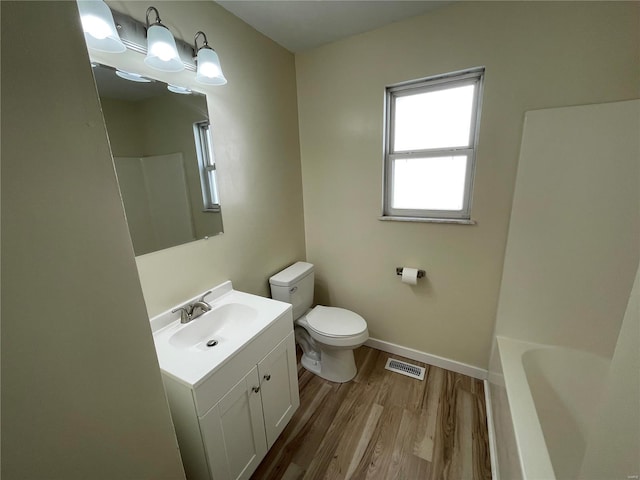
[
  {"xmin": 193, "ymin": 120, "xmax": 220, "ymax": 212},
  {"xmin": 383, "ymin": 67, "xmax": 484, "ymax": 222}
]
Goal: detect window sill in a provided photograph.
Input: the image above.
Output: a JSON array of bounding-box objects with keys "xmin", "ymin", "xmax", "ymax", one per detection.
[{"xmin": 378, "ymin": 216, "xmax": 476, "ymax": 225}]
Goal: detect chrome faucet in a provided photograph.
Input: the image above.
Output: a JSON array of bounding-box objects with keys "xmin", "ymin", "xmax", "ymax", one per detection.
[
  {"xmin": 172, "ymin": 291, "xmax": 213, "ymax": 324},
  {"xmin": 171, "ymin": 306, "xmax": 191, "ymax": 324},
  {"xmin": 189, "ymin": 298, "xmax": 212, "ymax": 319}
]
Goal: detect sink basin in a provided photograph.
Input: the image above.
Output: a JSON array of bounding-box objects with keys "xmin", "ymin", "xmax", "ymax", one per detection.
[
  {"xmin": 169, "ymin": 303, "xmax": 258, "ymax": 350},
  {"xmin": 150, "ymin": 281, "xmax": 292, "ymax": 387}
]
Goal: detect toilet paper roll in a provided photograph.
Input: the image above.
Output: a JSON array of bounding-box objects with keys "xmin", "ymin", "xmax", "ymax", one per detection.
[{"xmin": 401, "ymin": 267, "xmax": 419, "ymax": 285}]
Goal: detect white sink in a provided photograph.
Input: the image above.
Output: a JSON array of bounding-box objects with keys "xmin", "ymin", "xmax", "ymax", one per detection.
[
  {"xmin": 150, "ymin": 281, "xmax": 291, "ymax": 387},
  {"xmin": 169, "ymin": 303, "xmax": 258, "ymax": 350}
]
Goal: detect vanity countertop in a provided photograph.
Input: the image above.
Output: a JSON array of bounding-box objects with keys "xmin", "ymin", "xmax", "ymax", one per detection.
[{"xmin": 150, "ymin": 281, "xmax": 291, "ymax": 387}]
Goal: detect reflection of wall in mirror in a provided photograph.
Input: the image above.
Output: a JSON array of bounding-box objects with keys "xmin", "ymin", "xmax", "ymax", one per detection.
[
  {"xmin": 115, "ymin": 154, "xmax": 195, "ymax": 255},
  {"xmin": 113, "ymin": 156, "xmax": 155, "ymax": 253},
  {"xmin": 100, "ymin": 94, "xmax": 224, "ymax": 253}
]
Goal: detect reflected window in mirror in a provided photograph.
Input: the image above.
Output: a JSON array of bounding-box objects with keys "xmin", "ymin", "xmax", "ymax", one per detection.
[{"xmin": 193, "ymin": 121, "xmax": 220, "ymax": 212}]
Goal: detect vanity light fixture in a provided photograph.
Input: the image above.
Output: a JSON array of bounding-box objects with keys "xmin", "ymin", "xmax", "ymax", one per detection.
[
  {"xmin": 77, "ymin": 0, "xmax": 126, "ymax": 53},
  {"xmin": 194, "ymin": 31, "xmax": 227, "ymax": 86},
  {"xmin": 144, "ymin": 6, "xmax": 184, "ymax": 72},
  {"xmin": 78, "ymin": 1, "xmax": 228, "ymax": 84}
]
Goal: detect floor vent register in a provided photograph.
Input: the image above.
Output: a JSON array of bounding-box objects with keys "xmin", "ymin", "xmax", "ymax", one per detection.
[{"xmin": 384, "ymin": 358, "xmax": 426, "ymax": 381}]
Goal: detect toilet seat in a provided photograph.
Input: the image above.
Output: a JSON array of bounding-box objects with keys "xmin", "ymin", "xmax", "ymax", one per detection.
[
  {"xmin": 306, "ymin": 306, "xmax": 367, "ymax": 337},
  {"xmin": 297, "ymin": 306, "xmax": 369, "ymax": 349}
]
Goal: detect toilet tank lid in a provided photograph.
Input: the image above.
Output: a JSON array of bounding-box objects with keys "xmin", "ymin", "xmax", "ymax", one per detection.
[{"xmin": 269, "ymin": 261, "xmax": 314, "ymax": 287}]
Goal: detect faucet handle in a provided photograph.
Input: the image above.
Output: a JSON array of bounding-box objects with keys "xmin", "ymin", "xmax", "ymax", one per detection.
[
  {"xmin": 171, "ymin": 307, "xmax": 191, "ymax": 324},
  {"xmin": 198, "ymin": 291, "xmax": 212, "ymax": 302},
  {"xmin": 195, "ymin": 291, "xmax": 213, "ymax": 311}
]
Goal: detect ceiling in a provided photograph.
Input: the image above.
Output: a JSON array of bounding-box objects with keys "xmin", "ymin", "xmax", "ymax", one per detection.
[{"xmin": 216, "ymin": 1, "xmax": 452, "ymax": 53}]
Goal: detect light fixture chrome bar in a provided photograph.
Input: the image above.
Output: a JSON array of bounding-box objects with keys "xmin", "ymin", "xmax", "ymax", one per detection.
[{"xmin": 111, "ymin": 9, "xmax": 197, "ymax": 72}]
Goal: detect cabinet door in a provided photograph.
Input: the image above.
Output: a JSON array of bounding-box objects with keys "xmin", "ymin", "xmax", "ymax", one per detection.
[
  {"xmin": 257, "ymin": 331, "xmax": 300, "ymax": 448},
  {"xmin": 200, "ymin": 366, "xmax": 267, "ymax": 480}
]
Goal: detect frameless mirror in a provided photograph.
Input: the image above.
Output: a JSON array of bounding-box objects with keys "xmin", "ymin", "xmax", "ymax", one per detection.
[{"xmin": 92, "ymin": 63, "xmax": 223, "ymax": 256}]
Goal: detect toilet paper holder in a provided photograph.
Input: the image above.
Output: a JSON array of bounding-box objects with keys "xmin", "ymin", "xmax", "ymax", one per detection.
[{"xmin": 396, "ymin": 267, "xmax": 426, "ymax": 278}]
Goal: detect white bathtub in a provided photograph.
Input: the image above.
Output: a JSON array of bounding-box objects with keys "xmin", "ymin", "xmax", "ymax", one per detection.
[{"xmin": 496, "ymin": 337, "xmax": 610, "ymax": 479}]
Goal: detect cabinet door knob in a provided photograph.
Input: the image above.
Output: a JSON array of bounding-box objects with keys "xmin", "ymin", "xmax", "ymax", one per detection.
[
  {"xmin": 252, "ymin": 386, "xmax": 260, "ymax": 393},
  {"xmin": 263, "ymin": 374, "xmax": 271, "ymax": 381}
]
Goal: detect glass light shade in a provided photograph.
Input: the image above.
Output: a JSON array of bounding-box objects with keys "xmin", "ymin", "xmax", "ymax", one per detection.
[
  {"xmin": 77, "ymin": 0, "xmax": 126, "ymax": 53},
  {"xmin": 115, "ymin": 70, "xmax": 151, "ymax": 83},
  {"xmin": 167, "ymin": 84, "xmax": 192, "ymax": 95},
  {"xmin": 144, "ymin": 24, "xmax": 184, "ymax": 72},
  {"xmin": 196, "ymin": 48, "xmax": 227, "ymax": 85}
]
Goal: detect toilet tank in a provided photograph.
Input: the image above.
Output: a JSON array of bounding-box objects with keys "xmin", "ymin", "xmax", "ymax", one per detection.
[{"xmin": 269, "ymin": 262, "xmax": 314, "ymax": 320}]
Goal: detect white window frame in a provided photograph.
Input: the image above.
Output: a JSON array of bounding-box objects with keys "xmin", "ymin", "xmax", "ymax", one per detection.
[
  {"xmin": 193, "ymin": 120, "xmax": 221, "ymax": 212},
  {"xmin": 382, "ymin": 67, "xmax": 484, "ymax": 222}
]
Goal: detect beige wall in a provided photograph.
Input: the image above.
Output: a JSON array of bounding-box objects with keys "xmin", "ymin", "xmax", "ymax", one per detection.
[
  {"xmin": 295, "ymin": 1, "xmax": 639, "ymax": 368},
  {"xmin": 1, "ymin": 2, "xmax": 185, "ymax": 478},
  {"xmin": 100, "ymin": 97, "xmax": 145, "ymax": 157},
  {"xmin": 91, "ymin": 1, "xmax": 306, "ymax": 317}
]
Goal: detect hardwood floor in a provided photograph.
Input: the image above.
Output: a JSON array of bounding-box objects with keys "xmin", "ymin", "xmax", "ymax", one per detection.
[{"xmin": 251, "ymin": 346, "xmax": 492, "ymax": 480}]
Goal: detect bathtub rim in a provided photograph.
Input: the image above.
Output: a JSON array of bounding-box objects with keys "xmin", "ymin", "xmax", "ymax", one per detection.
[{"xmin": 497, "ymin": 336, "xmax": 556, "ymax": 480}]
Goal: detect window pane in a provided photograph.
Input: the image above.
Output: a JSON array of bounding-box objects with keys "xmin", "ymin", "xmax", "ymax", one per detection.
[
  {"xmin": 393, "ymin": 84, "xmax": 475, "ymax": 152},
  {"xmin": 392, "ymin": 156, "xmax": 467, "ymax": 211},
  {"xmin": 207, "ymin": 170, "xmax": 219, "ymax": 205},
  {"xmin": 193, "ymin": 120, "xmax": 220, "ymax": 210},
  {"xmin": 204, "ymin": 125, "xmax": 215, "ymax": 167}
]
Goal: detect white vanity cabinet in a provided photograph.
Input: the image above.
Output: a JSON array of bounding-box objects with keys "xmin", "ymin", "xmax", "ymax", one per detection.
[
  {"xmin": 257, "ymin": 334, "xmax": 299, "ymax": 447},
  {"xmin": 161, "ymin": 309, "xmax": 299, "ymax": 480},
  {"xmin": 200, "ymin": 366, "xmax": 267, "ymax": 480}
]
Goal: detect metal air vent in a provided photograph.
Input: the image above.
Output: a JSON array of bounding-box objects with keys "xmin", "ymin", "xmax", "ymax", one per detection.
[{"xmin": 384, "ymin": 358, "xmax": 426, "ymax": 381}]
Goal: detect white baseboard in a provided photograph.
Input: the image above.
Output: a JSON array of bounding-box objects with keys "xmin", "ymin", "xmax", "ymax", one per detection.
[
  {"xmin": 484, "ymin": 379, "xmax": 500, "ymax": 480},
  {"xmin": 364, "ymin": 337, "xmax": 488, "ymax": 380}
]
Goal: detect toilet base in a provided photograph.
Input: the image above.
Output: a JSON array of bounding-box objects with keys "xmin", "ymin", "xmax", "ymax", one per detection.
[
  {"xmin": 300, "ymin": 354, "xmax": 322, "ymax": 376},
  {"xmin": 301, "ymin": 348, "xmax": 357, "ymax": 383}
]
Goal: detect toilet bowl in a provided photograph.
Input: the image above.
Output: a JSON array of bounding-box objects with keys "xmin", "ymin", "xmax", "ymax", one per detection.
[
  {"xmin": 295, "ymin": 306, "xmax": 368, "ymax": 382},
  {"xmin": 269, "ymin": 262, "xmax": 369, "ymax": 383}
]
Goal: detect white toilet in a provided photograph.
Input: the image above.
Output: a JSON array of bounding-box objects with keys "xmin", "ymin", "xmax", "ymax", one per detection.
[{"xmin": 269, "ymin": 262, "xmax": 368, "ymax": 383}]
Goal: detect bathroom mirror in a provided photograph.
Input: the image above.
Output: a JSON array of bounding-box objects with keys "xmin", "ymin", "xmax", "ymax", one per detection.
[{"xmin": 92, "ymin": 63, "xmax": 223, "ymax": 256}]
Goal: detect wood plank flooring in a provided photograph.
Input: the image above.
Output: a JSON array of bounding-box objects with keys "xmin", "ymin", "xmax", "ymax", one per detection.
[{"xmin": 251, "ymin": 346, "xmax": 492, "ymax": 480}]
